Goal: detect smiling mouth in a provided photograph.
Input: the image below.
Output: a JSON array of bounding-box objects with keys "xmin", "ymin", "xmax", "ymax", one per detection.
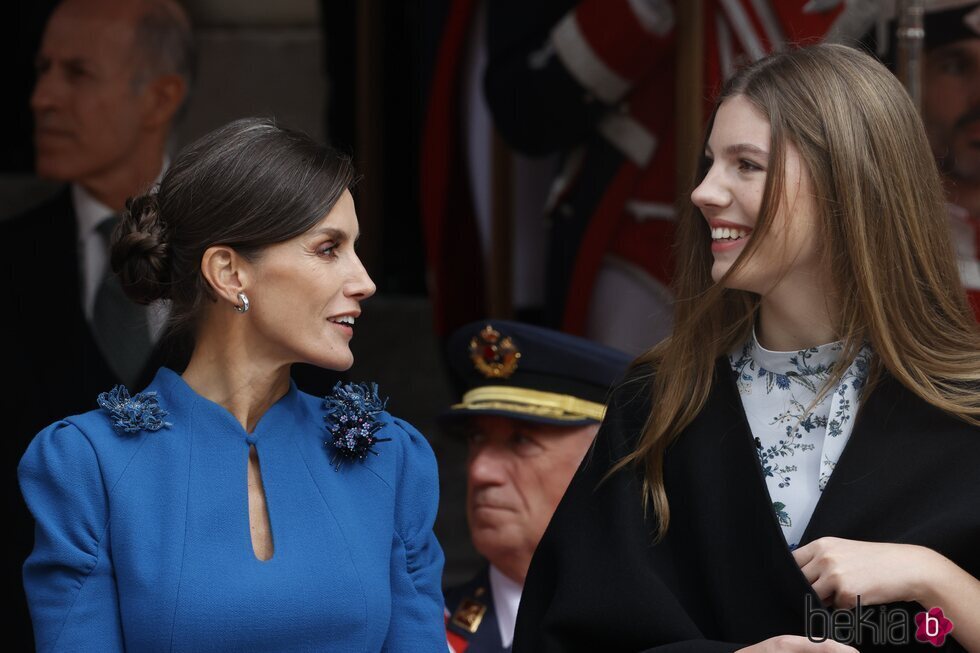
[
  {"xmin": 711, "ymin": 226, "xmax": 751, "ymax": 242},
  {"xmin": 328, "ymin": 315, "xmax": 355, "ymax": 329}
]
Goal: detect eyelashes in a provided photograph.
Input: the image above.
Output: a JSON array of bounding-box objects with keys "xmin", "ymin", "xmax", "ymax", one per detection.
[
  {"xmin": 317, "ymin": 242, "xmax": 339, "ymax": 259},
  {"xmin": 701, "ymin": 156, "xmax": 765, "ymax": 173},
  {"xmin": 738, "ymin": 159, "xmax": 764, "ymax": 172}
]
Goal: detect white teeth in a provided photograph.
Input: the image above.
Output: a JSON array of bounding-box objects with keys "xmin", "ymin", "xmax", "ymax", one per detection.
[
  {"xmin": 330, "ymin": 316, "xmax": 355, "ymax": 325},
  {"xmin": 711, "ymin": 226, "xmax": 749, "ymax": 241}
]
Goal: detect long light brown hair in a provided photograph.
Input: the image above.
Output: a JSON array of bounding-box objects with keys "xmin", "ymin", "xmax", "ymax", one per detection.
[{"xmin": 615, "ymin": 44, "xmax": 980, "ymax": 539}]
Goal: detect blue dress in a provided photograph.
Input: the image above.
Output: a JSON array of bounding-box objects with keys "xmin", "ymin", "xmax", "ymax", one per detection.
[{"xmin": 18, "ymin": 368, "xmax": 446, "ymax": 652}]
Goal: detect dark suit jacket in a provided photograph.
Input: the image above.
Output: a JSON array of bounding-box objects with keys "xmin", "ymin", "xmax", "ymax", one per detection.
[
  {"xmin": 513, "ymin": 360, "xmax": 980, "ymax": 652},
  {"xmin": 1, "ymin": 189, "xmax": 159, "ymax": 650},
  {"xmin": 1, "ymin": 191, "xmax": 85, "ymax": 646},
  {"xmin": 446, "ymin": 565, "xmax": 510, "ymax": 653}
]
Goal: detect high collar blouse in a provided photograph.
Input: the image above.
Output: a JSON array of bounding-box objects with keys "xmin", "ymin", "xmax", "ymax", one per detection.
[{"xmin": 729, "ymin": 333, "xmax": 872, "ymax": 549}]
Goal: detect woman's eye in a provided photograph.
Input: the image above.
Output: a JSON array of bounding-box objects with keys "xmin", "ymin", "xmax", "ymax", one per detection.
[
  {"xmin": 317, "ymin": 242, "xmax": 339, "ymax": 258},
  {"xmin": 738, "ymin": 159, "xmax": 763, "ymax": 172}
]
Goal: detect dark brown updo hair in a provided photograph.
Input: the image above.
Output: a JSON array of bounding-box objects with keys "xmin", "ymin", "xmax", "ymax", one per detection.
[{"xmin": 112, "ymin": 117, "xmax": 354, "ymax": 340}]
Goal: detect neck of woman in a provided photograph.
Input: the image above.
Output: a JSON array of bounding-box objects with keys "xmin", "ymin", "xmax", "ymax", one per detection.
[
  {"xmin": 181, "ymin": 316, "xmax": 292, "ymax": 433},
  {"xmin": 756, "ymin": 270, "xmax": 840, "ymax": 351}
]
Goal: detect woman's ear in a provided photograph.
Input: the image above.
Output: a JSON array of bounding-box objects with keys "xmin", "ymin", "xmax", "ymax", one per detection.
[{"xmin": 200, "ymin": 246, "xmax": 252, "ymax": 308}]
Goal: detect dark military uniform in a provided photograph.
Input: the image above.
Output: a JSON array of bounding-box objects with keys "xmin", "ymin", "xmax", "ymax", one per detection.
[
  {"xmin": 441, "ymin": 321, "xmax": 633, "ymax": 652},
  {"xmin": 445, "ymin": 567, "xmax": 508, "ymax": 653}
]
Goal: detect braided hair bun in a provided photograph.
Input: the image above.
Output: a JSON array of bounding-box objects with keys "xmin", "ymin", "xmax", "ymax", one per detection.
[{"xmin": 111, "ymin": 192, "xmax": 171, "ymax": 304}]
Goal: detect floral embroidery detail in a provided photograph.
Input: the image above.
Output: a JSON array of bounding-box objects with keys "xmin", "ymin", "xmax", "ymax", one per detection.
[
  {"xmin": 773, "ymin": 501, "xmax": 792, "ymax": 528},
  {"xmin": 97, "ymin": 385, "xmax": 172, "ymax": 434},
  {"xmin": 731, "ymin": 335, "xmax": 871, "ymax": 547},
  {"xmin": 733, "ymin": 341, "xmax": 838, "ymax": 394},
  {"xmin": 323, "ymin": 382, "xmax": 391, "ymax": 470},
  {"xmin": 757, "ymin": 435, "xmax": 806, "ymax": 487},
  {"xmin": 818, "ymin": 456, "xmax": 837, "ymax": 491},
  {"xmin": 825, "ymin": 349, "xmax": 871, "ymax": 438}
]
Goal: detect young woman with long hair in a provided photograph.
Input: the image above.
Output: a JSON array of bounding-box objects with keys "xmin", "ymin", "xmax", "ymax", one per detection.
[{"xmin": 512, "ymin": 44, "xmax": 980, "ymax": 652}]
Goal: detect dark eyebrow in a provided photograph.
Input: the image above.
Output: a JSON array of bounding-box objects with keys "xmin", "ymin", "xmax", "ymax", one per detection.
[
  {"xmin": 312, "ymin": 227, "xmax": 360, "ymax": 242},
  {"xmin": 723, "ymin": 143, "xmax": 769, "ymax": 158},
  {"xmin": 36, "ymin": 55, "xmax": 91, "ymax": 68},
  {"xmin": 703, "ymin": 143, "xmax": 769, "ymax": 158}
]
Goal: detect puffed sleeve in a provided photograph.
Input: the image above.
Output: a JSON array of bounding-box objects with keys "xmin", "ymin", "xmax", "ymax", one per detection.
[
  {"xmin": 382, "ymin": 417, "xmax": 447, "ymax": 653},
  {"xmin": 18, "ymin": 421, "xmax": 124, "ymax": 652}
]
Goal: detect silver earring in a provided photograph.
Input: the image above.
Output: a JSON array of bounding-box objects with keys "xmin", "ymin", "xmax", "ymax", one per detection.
[{"xmin": 235, "ymin": 291, "xmax": 250, "ymax": 313}]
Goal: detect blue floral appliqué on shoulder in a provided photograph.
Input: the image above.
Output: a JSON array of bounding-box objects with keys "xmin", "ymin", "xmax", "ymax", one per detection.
[
  {"xmin": 97, "ymin": 385, "xmax": 172, "ymax": 434},
  {"xmin": 323, "ymin": 382, "xmax": 392, "ymax": 470}
]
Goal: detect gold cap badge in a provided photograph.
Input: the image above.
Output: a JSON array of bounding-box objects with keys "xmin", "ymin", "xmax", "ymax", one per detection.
[{"xmin": 469, "ymin": 324, "xmax": 521, "ymax": 379}]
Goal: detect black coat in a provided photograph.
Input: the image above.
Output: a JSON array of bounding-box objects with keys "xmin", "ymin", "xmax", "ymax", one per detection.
[{"xmin": 513, "ymin": 359, "xmax": 980, "ymax": 652}]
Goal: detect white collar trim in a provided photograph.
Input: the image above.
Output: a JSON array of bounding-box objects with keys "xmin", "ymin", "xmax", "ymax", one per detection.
[{"xmin": 488, "ymin": 565, "xmax": 522, "ymax": 649}]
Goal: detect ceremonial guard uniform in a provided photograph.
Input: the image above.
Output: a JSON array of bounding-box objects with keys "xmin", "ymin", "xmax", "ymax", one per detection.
[{"xmin": 483, "ymin": 0, "xmax": 854, "ymax": 346}]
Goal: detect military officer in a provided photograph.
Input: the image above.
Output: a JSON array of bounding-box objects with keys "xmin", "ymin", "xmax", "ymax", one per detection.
[{"xmin": 441, "ymin": 321, "xmax": 630, "ymax": 652}]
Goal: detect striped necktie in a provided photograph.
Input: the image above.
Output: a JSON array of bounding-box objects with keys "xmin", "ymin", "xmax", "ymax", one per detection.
[{"xmin": 91, "ymin": 215, "xmax": 153, "ymax": 386}]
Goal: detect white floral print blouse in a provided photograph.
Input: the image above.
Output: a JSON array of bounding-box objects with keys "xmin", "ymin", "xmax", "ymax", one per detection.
[{"xmin": 729, "ymin": 331, "xmax": 871, "ymax": 549}]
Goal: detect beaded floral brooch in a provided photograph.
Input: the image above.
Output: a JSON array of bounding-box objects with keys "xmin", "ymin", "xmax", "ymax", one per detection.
[
  {"xmin": 323, "ymin": 382, "xmax": 391, "ymax": 470},
  {"xmin": 97, "ymin": 386, "xmax": 172, "ymax": 434}
]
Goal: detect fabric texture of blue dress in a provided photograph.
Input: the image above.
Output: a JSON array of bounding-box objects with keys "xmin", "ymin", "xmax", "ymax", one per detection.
[{"xmin": 18, "ymin": 368, "xmax": 446, "ymax": 652}]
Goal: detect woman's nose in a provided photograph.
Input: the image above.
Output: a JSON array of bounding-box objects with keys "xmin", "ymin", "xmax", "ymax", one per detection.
[
  {"xmin": 690, "ymin": 168, "xmax": 729, "ymax": 211},
  {"xmin": 346, "ymin": 254, "xmax": 377, "ymax": 301}
]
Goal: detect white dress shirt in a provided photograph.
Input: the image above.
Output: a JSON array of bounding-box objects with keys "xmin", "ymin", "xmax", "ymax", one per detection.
[
  {"xmin": 73, "ymin": 161, "xmax": 170, "ymax": 341},
  {"xmin": 488, "ymin": 565, "xmax": 522, "ymax": 649}
]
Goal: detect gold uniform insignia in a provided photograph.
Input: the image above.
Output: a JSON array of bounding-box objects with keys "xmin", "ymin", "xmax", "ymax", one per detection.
[{"xmin": 451, "ymin": 597, "xmax": 488, "ymax": 633}]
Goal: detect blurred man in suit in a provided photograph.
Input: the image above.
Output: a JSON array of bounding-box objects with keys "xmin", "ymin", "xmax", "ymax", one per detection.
[
  {"xmin": 0, "ymin": 1, "xmax": 193, "ymax": 647},
  {"xmin": 442, "ymin": 321, "xmax": 630, "ymax": 652}
]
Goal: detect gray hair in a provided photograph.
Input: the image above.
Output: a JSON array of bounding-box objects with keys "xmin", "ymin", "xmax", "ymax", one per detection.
[{"xmin": 132, "ymin": 0, "xmax": 196, "ymax": 108}]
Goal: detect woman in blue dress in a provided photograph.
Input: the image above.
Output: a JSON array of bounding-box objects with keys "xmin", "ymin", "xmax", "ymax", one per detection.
[{"xmin": 18, "ymin": 117, "xmax": 447, "ymax": 652}]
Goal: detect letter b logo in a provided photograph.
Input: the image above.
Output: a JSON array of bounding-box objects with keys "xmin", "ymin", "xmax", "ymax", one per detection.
[{"xmin": 915, "ymin": 608, "xmax": 954, "ymax": 647}]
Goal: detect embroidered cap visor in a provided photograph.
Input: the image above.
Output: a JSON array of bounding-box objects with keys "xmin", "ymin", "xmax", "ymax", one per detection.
[
  {"xmin": 443, "ymin": 320, "xmax": 631, "ymax": 428},
  {"xmin": 445, "ymin": 385, "xmax": 608, "ymax": 426}
]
